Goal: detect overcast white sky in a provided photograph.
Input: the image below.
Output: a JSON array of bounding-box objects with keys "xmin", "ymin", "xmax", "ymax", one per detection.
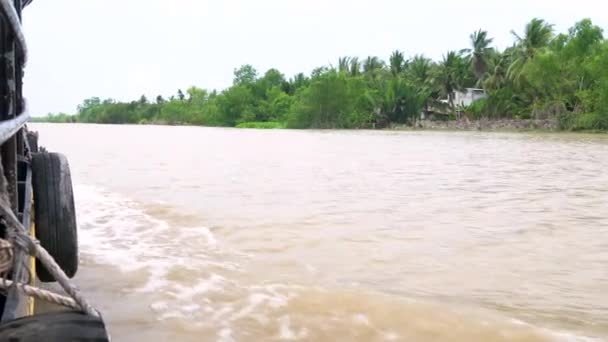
[{"xmin": 22, "ymin": 0, "xmax": 607, "ymax": 116}]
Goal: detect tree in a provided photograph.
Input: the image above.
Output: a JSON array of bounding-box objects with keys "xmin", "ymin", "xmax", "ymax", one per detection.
[
  {"xmin": 216, "ymin": 85, "xmax": 255, "ymax": 126},
  {"xmin": 435, "ymin": 51, "xmax": 469, "ymax": 110},
  {"xmin": 337, "ymin": 57, "xmax": 351, "ymax": 74},
  {"xmin": 483, "ymin": 51, "xmax": 511, "ymax": 91},
  {"xmin": 138, "ymin": 95, "xmax": 148, "ymax": 105},
  {"xmin": 177, "ymin": 89, "xmax": 185, "ymax": 101},
  {"xmin": 349, "ymin": 57, "xmax": 361, "ymax": 77},
  {"xmin": 407, "ymin": 55, "xmax": 436, "ymax": 114},
  {"xmin": 379, "ymin": 78, "xmax": 425, "ymax": 124},
  {"xmin": 311, "ymin": 66, "xmax": 329, "ymax": 78},
  {"xmin": 508, "ymin": 18, "xmax": 554, "ymax": 82},
  {"xmin": 363, "ymin": 56, "xmax": 385, "ymax": 80},
  {"xmin": 256, "ymin": 68, "xmax": 286, "ymax": 98},
  {"xmin": 389, "ymin": 50, "xmax": 406, "ymax": 76},
  {"xmin": 233, "ymin": 64, "xmax": 258, "ymax": 85},
  {"xmin": 286, "ymin": 73, "xmax": 309, "ymax": 95},
  {"xmin": 563, "ymin": 19, "xmax": 604, "ymax": 58},
  {"xmin": 288, "ymin": 70, "xmax": 365, "ymax": 128},
  {"xmin": 186, "ymin": 86, "xmax": 207, "ymax": 104},
  {"xmin": 465, "ymin": 30, "xmax": 494, "ymax": 87},
  {"xmin": 407, "ymin": 55, "xmax": 433, "ymax": 85},
  {"xmin": 264, "ymin": 86, "xmax": 293, "ymax": 122}
]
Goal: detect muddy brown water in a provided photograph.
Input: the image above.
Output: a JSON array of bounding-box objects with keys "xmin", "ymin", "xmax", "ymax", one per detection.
[{"xmin": 30, "ymin": 123, "xmax": 608, "ymax": 341}]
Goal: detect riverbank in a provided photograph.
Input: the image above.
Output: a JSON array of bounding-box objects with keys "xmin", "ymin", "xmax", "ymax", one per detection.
[
  {"xmin": 32, "ymin": 117, "xmax": 608, "ymax": 133},
  {"xmin": 230, "ymin": 118, "xmax": 562, "ymax": 131},
  {"xmin": 409, "ymin": 118, "xmax": 560, "ymax": 131}
]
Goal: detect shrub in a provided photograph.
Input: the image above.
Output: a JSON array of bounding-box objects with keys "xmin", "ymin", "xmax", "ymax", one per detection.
[{"xmin": 235, "ymin": 121, "xmax": 285, "ymax": 129}]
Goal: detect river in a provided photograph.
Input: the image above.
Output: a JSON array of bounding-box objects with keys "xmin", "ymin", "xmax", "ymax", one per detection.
[{"xmin": 30, "ymin": 123, "xmax": 608, "ymax": 341}]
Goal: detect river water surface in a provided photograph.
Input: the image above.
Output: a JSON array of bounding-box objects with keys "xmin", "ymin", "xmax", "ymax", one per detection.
[{"xmin": 31, "ymin": 124, "xmax": 608, "ymax": 341}]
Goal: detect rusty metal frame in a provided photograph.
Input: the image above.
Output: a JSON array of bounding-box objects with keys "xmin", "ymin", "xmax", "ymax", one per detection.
[{"xmin": 0, "ymin": 0, "xmax": 33, "ymax": 321}]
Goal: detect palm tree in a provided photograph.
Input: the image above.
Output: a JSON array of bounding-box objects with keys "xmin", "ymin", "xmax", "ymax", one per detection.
[
  {"xmin": 382, "ymin": 78, "xmax": 427, "ymax": 124},
  {"xmin": 483, "ymin": 50, "xmax": 511, "ymax": 91},
  {"xmin": 337, "ymin": 56, "xmax": 351, "ymax": 74},
  {"xmin": 508, "ymin": 18, "xmax": 554, "ymax": 81},
  {"xmin": 389, "ymin": 50, "xmax": 406, "ymax": 76},
  {"xmin": 408, "ymin": 55, "xmax": 432, "ymax": 84},
  {"xmin": 435, "ymin": 51, "xmax": 468, "ymax": 110},
  {"xmin": 363, "ymin": 56, "xmax": 385, "ymax": 80},
  {"xmin": 349, "ymin": 57, "xmax": 361, "ymax": 77},
  {"xmin": 407, "ymin": 55, "xmax": 436, "ymax": 114},
  {"xmin": 286, "ymin": 73, "xmax": 308, "ymax": 94},
  {"xmin": 464, "ymin": 30, "xmax": 494, "ymax": 87}
]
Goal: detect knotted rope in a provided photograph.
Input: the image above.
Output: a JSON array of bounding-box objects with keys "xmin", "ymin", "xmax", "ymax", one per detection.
[
  {"xmin": 0, "ymin": 238, "xmax": 82, "ymax": 311},
  {"xmin": 0, "ymin": 239, "xmax": 13, "ymax": 276},
  {"xmin": 0, "ymin": 199, "xmax": 99, "ymax": 317}
]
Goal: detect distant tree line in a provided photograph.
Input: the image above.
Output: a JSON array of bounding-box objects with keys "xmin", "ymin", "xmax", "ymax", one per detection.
[{"xmin": 33, "ymin": 19, "xmax": 608, "ymax": 130}]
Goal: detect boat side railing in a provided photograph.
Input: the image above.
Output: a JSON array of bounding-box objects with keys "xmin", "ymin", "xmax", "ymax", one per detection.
[
  {"xmin": 0, "ymin": 0, "xmax": 30, "ymax": 321},
  {"xmin": 0, "ymin": 111, "xmax": 29, "ymax": 146},
  {"xmin": 0, "ymin": 0, "xmax": 102, "ymax": 322},
  {"xmin": 0, "ymin": 0, "xmax": 29, "ymax": 143},
  {"xmin": 0, "ymin": 0, "xmax": 27, "ymax": 65}
]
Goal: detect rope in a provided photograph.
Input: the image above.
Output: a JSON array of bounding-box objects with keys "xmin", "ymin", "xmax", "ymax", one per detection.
[
  {"xmin": 0, "ymin": 237, "xmax": 83, "ymax": 312},
  {"xmin": 0, "ymin": 237, "xmax": 82, "ymax": 311},
  {"xmin": 0, "ymin": 238, "xmax": 12, "ymax": 275},
  {"xmin": 0, "ymin": 277, "xmax": 82, "ymax": 311},
  {"xmin": 0, "ymin": 199, "xmax": 100, "ymax": 317}
]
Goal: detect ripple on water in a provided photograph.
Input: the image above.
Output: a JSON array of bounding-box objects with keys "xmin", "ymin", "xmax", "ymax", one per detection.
[{"xmin": 33, "ymin": 124, "xmax": 608, "ymax": 341}]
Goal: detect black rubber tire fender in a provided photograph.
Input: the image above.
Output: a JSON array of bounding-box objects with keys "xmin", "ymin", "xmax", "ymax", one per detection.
[
  {"xmin": 31, "ymin": 152, "xmax": 78, "ymax": 282},
  {"xmin": 0, "ymin": 311, "xmax": 110, "ymax": 341}
]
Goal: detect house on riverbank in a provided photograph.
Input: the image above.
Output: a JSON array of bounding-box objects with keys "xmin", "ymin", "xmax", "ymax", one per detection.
[
  {"xmin": 422, "ymin": 88, "xmax": 487, "ymax": 120},
  {"xmin": 454, "ymin": 88, "xmax": 486, "ymax": 107}
]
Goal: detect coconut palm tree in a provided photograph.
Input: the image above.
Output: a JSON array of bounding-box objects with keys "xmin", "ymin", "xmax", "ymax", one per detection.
[
  {"xmin": 407, "ymin": 55, "xmax": 436, "ymax": 114},
  {"xmin": 363, "ymin": 56, "xmax": 385, "ymax": 80},
  {"xmin": 508, "ymin": 18, "xmax": 554, "ymax": 82},
  {"xmin": 435, "ymin": 51, "xmax": 468, "ymax": 110},
  {"xmin": 286, "ymin": 73, "xmax": 309, "ymax": 94},
  {"xmin": 337, "ymin": 56, "xmax": 351, "ymax": 74},
  {"xmin": 379, "ymin": 78, "xmax": 425, "ymax": 124},
  {"xmin": 483, "ymin": 50, "xmax": 511, "ymax": 91},
  {"xmin": 408, "ymin": 55, "xmax": 433, "ymax": 84},
  {"xmin": 464, "ymin": 30, "xmax": 494, "ymax": 87},
  {"xmin": 389, "ymin": 50, "xmax": 406, "ymax": 76},
  {"xmin": 349, "ymin": 57, "xmax": 361, "ymax": 77}
]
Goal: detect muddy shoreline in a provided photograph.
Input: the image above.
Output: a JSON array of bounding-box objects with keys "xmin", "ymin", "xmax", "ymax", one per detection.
[{"xmin": 392, "ymin": 118, "xmax": 560, "ymax": 132}]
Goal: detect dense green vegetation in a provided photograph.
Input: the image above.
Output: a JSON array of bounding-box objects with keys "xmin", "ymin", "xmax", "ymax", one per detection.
[
  {"xmin": 36, "ymin": 19, "xmax": 608, "ymax": 130},
  {"xmin": 235, "ymin": 122, "xmax": 285, "ymax": 129}
]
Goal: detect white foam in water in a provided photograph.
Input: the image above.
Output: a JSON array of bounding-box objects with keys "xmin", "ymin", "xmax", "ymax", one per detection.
[
  {"xmin": 352, "ymin": 313, "xmax": 371, "ymax": 327},
  {"xmin": 168, "ymin": 273, "xmax": 227, "ymax": 300},
  {"xmin": 508, "ymin": 318, "xmax": 604, "ymax": 342},
  {"xmin": 74, "ymin": 184, "xmax": 604, "ymax": 341},
  {"xmin": 545, "ymin": 330, "xmax": 604, "ymax": 342},
  {"xmin": 74, "ymin": 184, "xmax": 299, "ymax": 337},
  {"xmin": 74, "ymin": 184, "xmax": 239, "ymax": 312},
  {"xmin": 218, "ymin": 328, "xmax": 235, "ymax": 342},
  {"xmin": 75, "ymin": 184, "xmax": 221, "ymax": 274},
  {"xmin": 76, "ymin": 185, "xmax": 171, "ymax": 271},
  {"xmin": 382, "ymin": 331, "xmax": 400, "ymax": 341},
  {"xmin": 278, "ymin": 316, "xmax": 308, "ymax": 340}
]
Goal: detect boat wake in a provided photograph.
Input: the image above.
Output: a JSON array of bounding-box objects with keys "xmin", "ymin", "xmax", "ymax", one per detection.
[{"xmin": 72, "ymin": 184, "xmax": 602, "ymax": 342}]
